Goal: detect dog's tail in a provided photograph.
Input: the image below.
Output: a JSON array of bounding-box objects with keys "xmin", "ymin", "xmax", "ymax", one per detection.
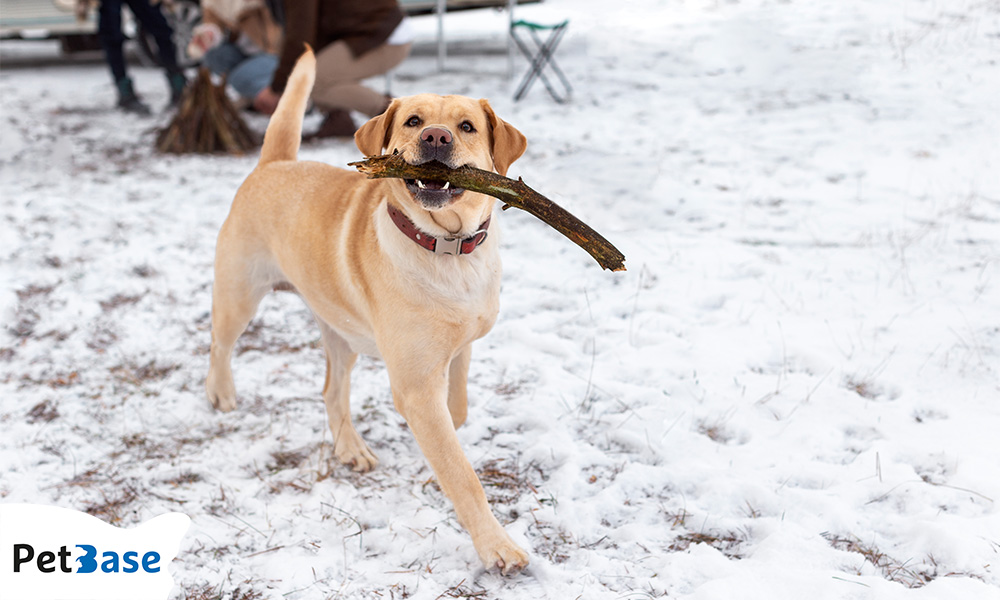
[{"xmin": 259, "ymin": 46, "xmax": 315, "ymax": 166}]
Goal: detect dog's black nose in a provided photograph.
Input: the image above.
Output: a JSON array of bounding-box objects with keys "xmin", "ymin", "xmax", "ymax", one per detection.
[{"xmin": 421, "ymin": 127, "xmax": 453, "ymax": 148}]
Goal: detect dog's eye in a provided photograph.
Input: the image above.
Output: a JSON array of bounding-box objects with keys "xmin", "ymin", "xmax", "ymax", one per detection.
[
  {"xmin": 460, "ymin": 121, "xmax": 476, "ymax": 133},
  {"xmin": 405, "ymin": 115, "xmax": 422, "ymax": 127}
]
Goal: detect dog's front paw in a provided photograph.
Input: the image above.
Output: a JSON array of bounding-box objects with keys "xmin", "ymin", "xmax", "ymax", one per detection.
[
  {"xmin": 205, "ymin": 368, "xmax": 237, "ymax": 412},
  {"xmin": 476, "ymin": 530, "xmax": 529, "ymax": 576},
  {"xmin": 334, "ymin": 428, "xmax": 378, "ymax": 473}
]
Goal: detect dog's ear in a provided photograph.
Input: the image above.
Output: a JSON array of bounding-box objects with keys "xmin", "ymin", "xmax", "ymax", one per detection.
[
  {"xmin": 479, "ymin": 99, "xmax": 527, "ymax": 176},
  {"xmin": 355, "ymin": 99, "xmax": 400, "ymax": 157}
]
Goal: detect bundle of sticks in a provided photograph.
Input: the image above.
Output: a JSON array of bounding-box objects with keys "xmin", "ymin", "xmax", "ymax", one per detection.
[{"xmin": 156, "ymin": 69, "xmax": 257, "ymax": 155}]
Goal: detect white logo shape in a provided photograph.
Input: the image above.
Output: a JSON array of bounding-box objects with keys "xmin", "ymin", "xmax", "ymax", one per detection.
[{"xmin": 0, "ymin": 503, "xmax": 190, "ymax": 600}]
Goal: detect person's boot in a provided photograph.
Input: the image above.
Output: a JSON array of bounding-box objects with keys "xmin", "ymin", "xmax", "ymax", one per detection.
[
  {"xmin": 306, "ymin": 109, "xmax": 357, "ymax": 139},
  {"xmin": 167, "ymin": 70, "xmax": 187, "ymax": 108},
  {"xmin": 115, "ymin": 77, "xmax": 151, "ymax": 116}
]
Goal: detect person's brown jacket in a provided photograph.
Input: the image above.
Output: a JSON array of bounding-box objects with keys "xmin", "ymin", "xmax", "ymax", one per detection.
[{"xmin": 270, "ymin": 0, "xmax": 404, "ymax": 93}]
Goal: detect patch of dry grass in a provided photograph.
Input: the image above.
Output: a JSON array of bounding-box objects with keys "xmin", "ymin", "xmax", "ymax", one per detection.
[
  {"xmin": 164, "ymin": 471, "xmax": 204, "ymax": 487},
  {"xmin": 15, "ymin": 283, "xmax": 56, "ymax": 301},
  {"xmin": 663, "ymin": 507, "xmax": 690, "ymax": 528},
  {"xmin": 476, "ymin": 458, "xmax": 540, "ymax": 506},
  {"xmin": 844, "ymin": 376, "xmax": 881, "ymax": 400},
  {"xmin": 234, "ymin": 319, "xmax": 321, "ymax": 356},
  {"xmin": 180, "ymin": 582, "xmax": 265, "ymax": 600},
  {"xmin": 99, "ymin": 293, "xmax": 145, "ymax": 312},
  {"xmin": 696, "ymin": 418, "xmax": 734, "ymax": 444},
  {"xmin": 26, "ymin": 399, "xmax": 59, "ymax": 423},
  {"xmin": 436, "ymin": 579, "xmax": 488, "ymax": 599},
  {"xmin": 527, "ymin": 509, "xmax": 574, "ymax": 565},
  {"xmin": 10, "ymin": 283, "xmax": 57, "ymax": 339},
  {"xmin": 669, "ymin": 529, "xmax": 747, "ymax": 559},
  {"xmin": 110, "ymin": 359, "xmax": 180, "ymax": 386},
  {"xmin": 824, "ymin": 533, "xmax": 933, "ymax": 588},
  {"xmin": 111, "ymin": 432, "xmax": 175, "ymax": 461},
  {"xmin": 81, "ymin": 484, "xmax": 140, "ymax": 525},
  {"xmin": 267, "ymin": 448, "xmax": 309, "ymax": 473},
  {"xmin": 19, "ymin": 370, "xmax": 81, "ymax": 389}
]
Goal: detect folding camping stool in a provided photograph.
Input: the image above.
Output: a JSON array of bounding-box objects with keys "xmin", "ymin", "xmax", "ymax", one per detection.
[{"xmin": 511, "ymin": 19, "xmax": 572, "ymax": 103}]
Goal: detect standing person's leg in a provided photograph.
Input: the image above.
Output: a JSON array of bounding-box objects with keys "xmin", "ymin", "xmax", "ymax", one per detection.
[
  {"xmin": 97, "ymin": 0, "xmax": 128, "ymax": 82},
  {"xmin": 124, "ymin": 0, "xmax": 187, "ymax": 104},
  {"xmin": 311, "ymin": 41, "xmax": 412, "ymax": 136},
  {"xmin": 124, "ymin": 0, "xmax": 179, "ymax": 69},
  {"xmin": 98, "ymin": 0, "xmax": 150, "ymax": 114}
]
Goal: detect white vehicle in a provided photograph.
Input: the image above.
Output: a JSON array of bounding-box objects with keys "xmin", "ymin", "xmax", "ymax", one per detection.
[{"xmin": 0, "ymin": 0, "xmax": 202, "ymax": 67}]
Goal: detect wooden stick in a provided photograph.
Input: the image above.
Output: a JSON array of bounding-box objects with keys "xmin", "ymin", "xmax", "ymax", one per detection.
[{"xmin": 349, "ymin": 153, "xmax": 626, "ymax": 272}]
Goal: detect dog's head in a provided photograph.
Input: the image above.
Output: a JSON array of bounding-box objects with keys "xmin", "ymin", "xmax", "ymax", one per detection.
[{"xmin": 356, "ymin": 95, "xmax": 526, "ymax": 214}]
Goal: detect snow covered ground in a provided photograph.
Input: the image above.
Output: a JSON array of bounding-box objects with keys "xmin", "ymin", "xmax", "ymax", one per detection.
[{"xmin": 2, "ymin": 0, "xmax": 999, "ymax": 598}]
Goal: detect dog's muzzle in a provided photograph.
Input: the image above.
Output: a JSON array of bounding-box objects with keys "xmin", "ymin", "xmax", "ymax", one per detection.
[{"xmin": 404, "ymin": 178, "xmax": 466, "ymax": 208}]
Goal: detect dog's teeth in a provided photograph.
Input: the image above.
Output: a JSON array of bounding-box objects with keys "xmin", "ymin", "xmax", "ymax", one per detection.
[
  {"xmin": 443, "ymin": 181, "xmax": 450, "ymax": 190},
  {"xmin": 417, "ymin": 180, "xmax": 427, "ymax": 189}
]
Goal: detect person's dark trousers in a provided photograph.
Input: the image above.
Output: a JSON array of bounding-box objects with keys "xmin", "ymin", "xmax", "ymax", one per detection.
[{"xmin": 97, "ymin": 0, "xmax": 180, "ymax": 81}]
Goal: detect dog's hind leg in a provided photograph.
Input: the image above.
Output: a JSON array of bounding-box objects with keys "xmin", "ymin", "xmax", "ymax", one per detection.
[
  {"xmin": 315, "ymin": 318, "xmax": 378, "ymax": 472},
  {"xmin": 447, "ymin": 345, "xmax": 472, "ymax": 429},
  {"xmin": 205, "ymin": 250, "xmax": 271, "ymax": 412}
]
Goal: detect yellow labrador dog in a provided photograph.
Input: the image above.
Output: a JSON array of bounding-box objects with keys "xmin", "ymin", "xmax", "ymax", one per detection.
[{"xmin": 205, "ymin": 48, "xmax": 529, "ymax": 574}]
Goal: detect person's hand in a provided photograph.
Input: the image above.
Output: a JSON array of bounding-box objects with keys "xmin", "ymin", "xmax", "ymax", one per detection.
[
  {"xmin": 188, "ymin": 23, "xmax": 223, "ymax": 60},
  {"xmin": 254, "ymin": 87, "xmax": 281, "ymax": 115}
]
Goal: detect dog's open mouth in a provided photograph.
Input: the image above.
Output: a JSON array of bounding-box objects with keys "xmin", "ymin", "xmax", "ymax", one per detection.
[{"xmin": 404, "ymin": 177, "xmax": 466, "ymax": 208}]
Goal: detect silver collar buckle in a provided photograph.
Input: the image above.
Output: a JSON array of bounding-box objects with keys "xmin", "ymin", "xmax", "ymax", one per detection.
[
  {"xmin": 434, "ymin": 235, "xmax": 463, "ymax": 256},
  {"xmin": 433, "ymin": 228, "xmax": 489, "ymax": 256}
]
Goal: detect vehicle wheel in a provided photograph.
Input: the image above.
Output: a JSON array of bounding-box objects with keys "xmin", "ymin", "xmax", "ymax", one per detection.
[{"xmin": 136, "ymin": 0, "xmax": 202, "ymax": 69}]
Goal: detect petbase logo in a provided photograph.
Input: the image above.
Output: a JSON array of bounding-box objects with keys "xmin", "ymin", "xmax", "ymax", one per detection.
[
  {"xmin": 13, "ymin": 542, "xmax": 163, "ymax": 574},
  {"xmin": 0, "ymin": 503, "xmax": 189, "ymax": 600}
]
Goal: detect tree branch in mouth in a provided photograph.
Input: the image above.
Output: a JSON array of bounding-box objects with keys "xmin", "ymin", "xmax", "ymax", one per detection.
[{"xmin": 349, "ymin": 153, "xmax": 626, "ymax": 272}]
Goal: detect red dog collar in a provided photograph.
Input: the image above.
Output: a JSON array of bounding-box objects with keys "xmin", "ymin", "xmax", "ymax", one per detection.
[{"xmin": 387, "ymin": 204, "xmax": 491, "ymax": 256}]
